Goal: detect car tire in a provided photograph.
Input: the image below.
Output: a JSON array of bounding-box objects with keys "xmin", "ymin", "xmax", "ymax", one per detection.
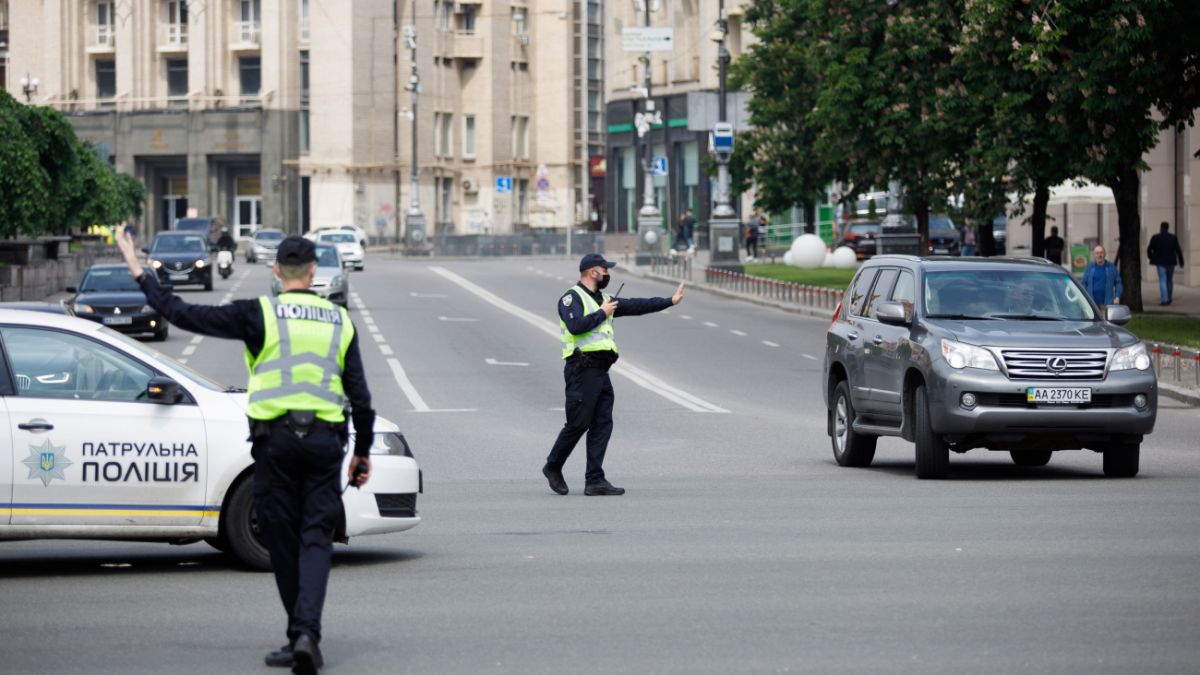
[
  {"xmin": 830, "ymin": 380, "xmax": 876, "ymax": 467},
  {"xmin": 1010, "ymin": 449, "xmax": 1052, "ymax": 466},
  {"xmin": 1103, "ymin": 444, "xmax": 1140, "ymax": 478},
  {"xmin": 204, "ymin": 536, "xmax": 229, "ymax": 553},
  {"xmin": 224, "ymin": 479, "xmax": 272, "ymax": 571},
  {"xmin": 355, "ymin": 265, "xmax": 364, "ymax": 271},
  {"xmin": 914, "ymin": 384, "xmax": 949, "ymax": 479},
  {"xmin": 153, "ymin": 322, "xmax": 169, "ymax": 342}
]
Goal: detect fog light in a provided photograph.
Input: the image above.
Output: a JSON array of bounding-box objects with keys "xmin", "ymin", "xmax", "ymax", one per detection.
[
  {"xmin": 1134, "ymin": 394, "xmax": 1147, "ymax": 409},
  {"xmin": 961, "ymin": 392, "xmax": 977, "ymax": 409},
  {"xmin": 149, "ymin": 320, "xmax": 157, "ymax": 328}
]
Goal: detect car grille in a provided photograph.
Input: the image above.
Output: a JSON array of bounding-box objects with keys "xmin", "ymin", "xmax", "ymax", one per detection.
[
  {"xmin": 999, "ymin": 349, "xmax": 1108, "ymax": 380},
  {"xmin": 94, "ymin": 304, "xmax": 145, "ymax": 314},
  {"xmin": 375, "ymin": 493, "xmax": 417, "ymax": 518},
  {"xmin": 976, "ymin": 393, "xmax": 1134, "ymax": 408}
]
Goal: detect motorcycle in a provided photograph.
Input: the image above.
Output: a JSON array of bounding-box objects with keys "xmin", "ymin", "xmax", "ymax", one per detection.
[{"xmin": 217, "ymin": 249, "xmax": 234, "ymax": 279}]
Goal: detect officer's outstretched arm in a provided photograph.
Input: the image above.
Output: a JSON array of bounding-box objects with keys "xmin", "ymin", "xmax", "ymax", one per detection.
[{"xmin": 116, "ymin": 230, "xmax": 144, "ymax": 279}]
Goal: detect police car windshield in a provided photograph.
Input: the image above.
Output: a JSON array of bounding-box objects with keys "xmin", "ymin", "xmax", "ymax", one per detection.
[
  {"xmin": 81, "ymin": 268, "xmax": 145, "ymax": 293},
  {"xmin": 103, "ymin": 328, "xmax": 229, "ymax": 392},
  {"xmin": 152, "ymin": 235, "xmax": 207, "ymax": 253},
  {"xmin": 924, "ymin": 270, "xmax": 1097, "ymax": 321},
  {"xmin": 315, "ymin": 246, "xmax": 339, "ymax": 267},
  {"xmin": 321, "ymin": 233, "xmax": 356, "ymax": 243}
]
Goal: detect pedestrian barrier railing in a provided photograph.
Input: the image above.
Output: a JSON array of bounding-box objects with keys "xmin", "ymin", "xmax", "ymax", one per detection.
[
  {"xmin": 703, "ymin": 267, "xmax": 842, "ymax": 311},
  {"xmin": 649, "ymin": 255, "xmax": 693, "ymax": 281},
  {"xmin": 1149, "ymin": 343, "xmax": 1200, "ymax": 389}
]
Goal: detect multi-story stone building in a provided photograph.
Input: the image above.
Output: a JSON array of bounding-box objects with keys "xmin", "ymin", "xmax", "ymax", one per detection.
[{"xmin": 5, "ymin": 0, "xmax": 601, "ymax": 240}]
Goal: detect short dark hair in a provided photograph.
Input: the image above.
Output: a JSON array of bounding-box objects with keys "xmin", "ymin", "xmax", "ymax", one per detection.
[
  {"xmin": 1161, "ymin": 221, "xmax": 1170, "ymax": 232},
  {"xmin": 1050, "ymin": 226, "xmax": 1058, "ymax": 234}
]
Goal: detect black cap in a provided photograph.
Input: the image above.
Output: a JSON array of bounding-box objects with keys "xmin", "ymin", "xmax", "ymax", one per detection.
[
  {"xmin": 276, "ymin": 235, "xmax": 317, "ymax": 265},
  {"xmin": 579, "ymin": 253, "xmax": 617, "ymax": 272}
]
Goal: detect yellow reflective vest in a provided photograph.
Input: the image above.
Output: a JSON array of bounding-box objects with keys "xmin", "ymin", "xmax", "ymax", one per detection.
[
  {"xmin": 560, "ymin": 286, "xmax": 617, "ymax": 359},
  {"xmin": 245, "ymin": 293, "xmax": 354, "ymax": 422}
]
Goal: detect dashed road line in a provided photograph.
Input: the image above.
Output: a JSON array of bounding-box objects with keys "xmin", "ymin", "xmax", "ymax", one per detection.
[
  {"xmin": 731, "ymin": 330, "xmax": 747, "ymax": 336},
  {"xmin": 802, "ymin": 354, "xmax": 818, "ymax": 361},
  {"xmin": 680, "ymin": 314, "xmax": 694, "ymax": 320},
  {"xmin": 485, "ymin": 357, "xmax": 530, "ymax": 367},
  {"xmin": 703, "ymin": 321, "xmax": 719, "ymax": 328},
  {"xmin": 762, "ymin": 340, "xmax": 780, "ymax": 348},
  {"xmin": 379, "ymin": 344, "xmax": 393, "ymax": 356},
  {"xmin": 439, "ymin": 316, "xmax": 480, "ymax": 322}
]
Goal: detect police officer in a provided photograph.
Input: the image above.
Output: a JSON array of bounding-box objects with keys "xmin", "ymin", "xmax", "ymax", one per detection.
[
  {"xmin": 116, "ymin": 230, "xmax": 373, "ymax": 674},
  {"xmin": 543, "ymin": 253, "xmax": 684, "ymax": 496}
]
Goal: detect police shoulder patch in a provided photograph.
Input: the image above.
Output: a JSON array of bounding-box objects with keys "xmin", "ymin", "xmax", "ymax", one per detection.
[{"xmin": 562, "ymin": 294, "xmax": 573, "ymax": 307}]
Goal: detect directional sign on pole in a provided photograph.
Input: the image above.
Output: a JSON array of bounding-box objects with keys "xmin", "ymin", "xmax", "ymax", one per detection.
[
  {"xmin": 650, "ymin": 156, "xmax": 669, "ymax": 177},
  {"xmin": 622, "ymin": 27, "xmax": 674, "ymax": 52},
  {"xmin": 496, "ymin": 176, "xmax": 513, "ymax": 193}
]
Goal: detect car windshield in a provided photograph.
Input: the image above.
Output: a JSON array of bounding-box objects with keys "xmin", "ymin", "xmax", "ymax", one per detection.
[
  {"xmin": 255, "ymin": 230, "xmax": 284, "ymax": 242},
  {"xmin": 321, "ymin": 233, "xmax": 356, "ymax": 243},
  {"xmin": 81, "ymin": 268, "xmax": 145, "ymax": 293},
  {"xmin": 315, "ymin": 246, "xmax": 340, "ymax": 268},
  {"xmin": 848, "ymin": 223, "xmax": 881, "ymax": 234},
  {"xmin": 929, "ymin": 217, "xmax": 957, "ymax": 235},
  {"xmin": 924, "ymin": 270, "xmax": 1097, "ymax": 321},
  {"xmin": 151, "ymin": 235, "xmax": 207, "ymax": 254},
  {"xmin": 101, "ymin": 328, "xmax": 230, "ymax": 392}
]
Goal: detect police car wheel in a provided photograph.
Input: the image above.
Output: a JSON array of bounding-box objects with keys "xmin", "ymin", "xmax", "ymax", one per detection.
[
  {"xmin": 225, "ymin": 479, "xmax": 272, "ymax": 571},
  {"xmin": 204, "ymin": 536, "xmax": 230, "ymax": 553}
]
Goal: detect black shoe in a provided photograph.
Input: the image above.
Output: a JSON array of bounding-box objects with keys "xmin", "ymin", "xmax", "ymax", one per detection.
[
  {"xmin": 265, "ymin": 644, "xmax": 293, "ymax": 668},
  {"xmin": 584, "ymin": 480, "xmax": 625, "ymax": 496},
  {"xmin": 291, "ymin": 635, "xmax": 323, "ymax": 675},
  {"xmin": 542, "ymin": 464, "xmax": 568, "ymax": 495}
]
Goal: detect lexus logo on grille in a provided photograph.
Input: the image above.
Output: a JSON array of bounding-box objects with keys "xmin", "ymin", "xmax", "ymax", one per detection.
[{"xmin": 1046, "ymin": 357, "xmax": 1068, "ymax": 373}]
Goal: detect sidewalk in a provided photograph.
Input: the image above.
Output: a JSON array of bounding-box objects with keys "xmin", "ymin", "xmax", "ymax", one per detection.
[{"xmin": 626, "ymin": 247, "xmax": 1200, "ymax": 406}]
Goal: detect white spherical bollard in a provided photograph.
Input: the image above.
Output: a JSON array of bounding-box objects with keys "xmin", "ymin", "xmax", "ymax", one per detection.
[
  {"xmin": 823, "ymin": 252, "xmax": 836, "ymax": 268},
  {"xmin": 643, "ymin": 229, "xmax": 659, "ymax": 245},
  {"xmin": 783, "ymin": 250, "xmax": 794, "ymax": 266},
  {"xmin": 831, "ymin": 246, "xmax": 859, "ymax": 269},
  {"xmin": 788, "ymin": 233, "xmax": 826, "ymax": 268}
]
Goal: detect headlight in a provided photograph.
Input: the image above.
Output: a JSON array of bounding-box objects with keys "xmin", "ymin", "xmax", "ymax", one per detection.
[
  {"xmin": 371, "ymin": 432, "xmax": 412, "ymax": 457},
  {"xmin": 148, "ymin": 259, "xmax": 162, "ymax": 269},
  {"xmin": 1111, "ymin": 342, "xmax": 1151, "ymax": 371},
  {"xmin": 940, "ymin": 339, "xmax": 999, "ymax": 371},
  {"xmin": 140, "ymin": 304, "xmax": 153, "ymax": 313},
  {"xmin": 74, "ymin": 303, "xmax": 94, "ymax": 314},
  {"xmin": 195, "ymin": 259, "xmax": 206, "ymax": 268},
  {"xmin": 329, "ymin": 275, "xmax": 344, "ymax": 288}
]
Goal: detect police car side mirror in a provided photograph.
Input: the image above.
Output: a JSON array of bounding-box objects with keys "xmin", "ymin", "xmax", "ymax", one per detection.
[{"xmin": 146, "ymin": 376, "xmax": 183, "ymax": 405}]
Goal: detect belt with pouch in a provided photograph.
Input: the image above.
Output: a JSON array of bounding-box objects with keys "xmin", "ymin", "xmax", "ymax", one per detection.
[{"xmin": 251, "ymin": 411, "xmax": 344, "ymax": 440}]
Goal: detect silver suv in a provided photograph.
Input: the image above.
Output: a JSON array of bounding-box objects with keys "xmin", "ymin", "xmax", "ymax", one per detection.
[{"xmin": 823, "ymin": 256, "xmax": 1157, "ymax": 478}]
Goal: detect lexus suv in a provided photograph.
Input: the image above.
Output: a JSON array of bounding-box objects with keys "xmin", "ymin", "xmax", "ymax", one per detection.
[{"xmin": 823, "ymin": 256, "xmax": 1157, "ymax": 478}]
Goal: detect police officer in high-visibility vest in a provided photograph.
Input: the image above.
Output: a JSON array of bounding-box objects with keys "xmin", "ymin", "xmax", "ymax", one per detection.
[
  {"xmin": 116, "ymin": 231, "xmax": 374, "ymax": 674},
  {"xmin": 543, "ymin": 253, "xmax": 685, "ymax": 496}
]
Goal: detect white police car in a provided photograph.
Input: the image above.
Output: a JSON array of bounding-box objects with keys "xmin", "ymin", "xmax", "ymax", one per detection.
[{"xmin": 0, "ymin": 309, "xmax": 420, "ymax": 570}]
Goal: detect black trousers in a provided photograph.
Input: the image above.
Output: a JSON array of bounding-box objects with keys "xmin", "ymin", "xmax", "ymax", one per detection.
[
  {"xmin": 252, "ymin": 424, "xmax": 343, "ymax": 645},
  {"xmin": 546, "ymin": 362, "xmax": 615, "ymax": 484}
]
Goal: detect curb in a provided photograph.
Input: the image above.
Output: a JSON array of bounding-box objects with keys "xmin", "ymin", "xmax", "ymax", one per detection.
[
  {"xmin": 1158, "ymin": 381, "xmax": 1200, "ymax": 407},
  {"xmin": 629, "ymin": 266, "xmax": 835, "ymax": 321}
]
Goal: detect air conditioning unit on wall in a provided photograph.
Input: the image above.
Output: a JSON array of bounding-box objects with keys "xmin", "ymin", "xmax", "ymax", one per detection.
[{"xmin": 462, "ymin": 178, "xmax": 478, "ymax": 193}]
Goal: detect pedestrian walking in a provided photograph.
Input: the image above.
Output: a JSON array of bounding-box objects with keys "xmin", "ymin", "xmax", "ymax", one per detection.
[
  {"xmin": 744, "ymin": 212, "xmax": 760, "ymax": 261},
  {"xmin": 960, "ymin": 224, "xmax": 976, "ymax": 256},
  {"xmin": 115, "ymin": 230, "xmax": 375, "ymax": 674},
  {"xmin": 1043, "ymin": 226, "xmax": 1065, "ymax": 265},
  {"xmin": 1146, "ymin": 221, "xmax": 1185, "ymax": 305},
  {"xmin": 1081, "ymin": 244, "xmax": 1123, "ymax": 306},
  {"xmin": 542, "ymin": 253, "xmax": 684, "ymax": 496},
  {"xmin": 676, "ymin": 207, "xmax": 696, "ymax": 252}
]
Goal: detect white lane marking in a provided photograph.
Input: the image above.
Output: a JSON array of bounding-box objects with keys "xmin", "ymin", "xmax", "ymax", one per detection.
[
  {"xmin": 358, "ymin": 309, "xmax": 371, "ymax": 318},
  {"xmin": 405, "ymin": 408, "xmax": 477, "ymax": 413},
  {"xmin": 386, "ymin": 357, "xmax": 430, "ymax": 412},
  {"xmin": 371, "ymin": 332, "xmax": 387, "ymax": 343},
  {"xmin": 363, "ymin": 315, "xmax": 376, "ymax": 325},
  {"xmin": 181, "ymin": 345, "xmax": 197, "ymax": 356},
  {"xmin": 486, "ymin": 357, "xmax": 529, "ymax": 367},
  {"xmin": 410, "ymin": 291, "xmax": 448, "ymax": 298},
  {"xmin": 680, "ymin": 314, "xmax": 694, "ymax": 320},
  {"xmin": 703, "ymin": 321, "xmax": 719, "ymax": 328},
  {"xmin": 429, "ymin": 266, "xmax": 728, "ymax": 414},
  {"xmin": 555, "ymin": 276, "xmax": 567, "ymax": 282},
  {"xmin": 802, "ymin": 354, "xmax": 818, "ymax": 361},
  {"xmin": 662, "ymin": 309, "xmax": 671, "ymax": 315},
  {"xmin": 379, "ymin": 344, "xmax": 393, "ymax": 356},
  {"xmin": 189, "ymin": 335, "xmax": 204, "ymax": 345},
  {"xmin": 367, "ymin": 324, "xmax": 380, "ymax": 334},
  {"xmin": 178, "ymin": 358, "xmax": 188, "ymax": 364},
  {"xmin": 439, "ymin": 316, "xmax": 480, "ymax": 322},
  {"xmin": 762, "ymin": 340, "xmax": 780, "ymax": 348},
  {"xmin": 731, "ymin": 330, "xmax": 747, "ymax": 336}
]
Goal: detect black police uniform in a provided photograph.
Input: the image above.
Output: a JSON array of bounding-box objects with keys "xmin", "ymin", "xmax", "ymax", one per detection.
[
  {"xmin": 134, "ymin": 240, "xmax": 374, "ymax": 665},
  {"xmin": 545, "ymin": 280, "xmax": 671, "ymax": 487}
]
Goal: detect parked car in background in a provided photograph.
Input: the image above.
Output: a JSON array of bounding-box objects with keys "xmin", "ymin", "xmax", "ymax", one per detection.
[
  {"xmin": 927, "ymin": 215, "xmax": 961, "ymax": 256},
  {"xmin": 68, "ymin": 264, "xmax": 168, "ymax": 341},
  {"xmin": 247, "ymin": 228, "xmax": 284, "ymax": 263},
  {"xmin": 173, "ymin": 217, "xmax": 217, "ymax": 245},
  {"xmin": 317, "ymin": 230, "xmax": 365, "ymax": 270},
  {"xmin": 145, "ymin": 232, "xmax": 213, "ymax": 291},
  {"xmin": 992, "ymin": 214, "xmax": 1007, "ymax": 255},
  {"xmin": 836, "ymin": 220, "xmax": 882, "ymax": 260},
  {"xmin": 271, "ymin": 244, "xmax": 349, "ymax": 307},
  {"xmin": 305, "ymin": 225, "xmax": 368, "ymax": 248}
]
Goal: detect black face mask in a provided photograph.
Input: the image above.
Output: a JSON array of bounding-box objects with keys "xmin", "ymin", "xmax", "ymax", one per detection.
[{"xmin": 595, "ymin": 273, "xmax": 611, "ymax": 290}]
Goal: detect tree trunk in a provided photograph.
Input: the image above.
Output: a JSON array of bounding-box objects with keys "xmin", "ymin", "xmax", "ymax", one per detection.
[
  {"xmin": 978, "ymin": 218, "xmax": 995, "ymax": 257},
  {"xmin": 1030, "ymin": 180, "xmax": 1050, "ymax": 259},
  {"xmin": 1109, "ymin": 168, "xmax": 1143, "ymax": 312},
  {"xmin": 912, "ymin": 195, "xmax": 930, "ymax": 255}
]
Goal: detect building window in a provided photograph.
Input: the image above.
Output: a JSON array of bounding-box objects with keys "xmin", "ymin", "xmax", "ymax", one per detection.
[
  {"xmin": 437, "ymin": 1, "xmax": 452, "ymax": 32},
  {"xmin": 96, "ymin": 59, "xmax": 116, "ymax": 101},
  {"xmin": 299, "ymin": 50, "xmax": 309, "ymax": 102},
  {"xmin": 166, "ymin": 58, "xmax": 188, "ymax": 101},
  {"xmin": 462, "ymin": 115, "xmax": 476, "ymax": 159},
  {"xmin": 299, "ymin": 110, "xmax": 310, "ymax": 154},
  {"xmin": 299, "ymin": 0, "xmax": 310, "ymax": 41},
  {"xmin": 456, "ymin": 6, "xmax": 477, "ymax": 34},
  {"xmin": 511, "ymin": 116, "xmax": 529, "ymax": 160},
  {"xmin": 587, "ymin": 1, "xmax": 602, "ymax": 25},
  {"xmin": 239, "ymin": 56, "xmax": 261, "ymax": 100},
  {"xmin": 515, "ymin": 179, "xmax": 528, "ymax": 225},
  {"xmin": 95, "ymin": 1, "xmax": 115, "ymax": 47},
  {"xmin": 511, "ymin": 7, "xmax": 527, "ymax": 36},
  {"xmin": 165, "ymin": 0, "xmax": 187, "ymax": 45},
  {"xmin": 437, "ymin": 177, "xmax": 453, "ymax": 230},
  {"xmin": 238, "ymin": 0, "xmax": 261, "ymax": 42},
  {"xmin": 435, "ymin": 112, "xmax": 453, "ymax": 157}
]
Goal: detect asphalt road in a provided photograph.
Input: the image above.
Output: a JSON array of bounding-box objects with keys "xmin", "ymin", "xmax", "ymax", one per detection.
[{"xmin": 2, "ymin": 255, "xmax": 1199, "ymax": 674}]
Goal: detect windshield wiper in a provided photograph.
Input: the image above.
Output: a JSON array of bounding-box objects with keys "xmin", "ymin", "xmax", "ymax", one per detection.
[
  {"xmin": 926, "ymin": 314, "xmax": 997, "ymax": 320},
  {"xmin": 224, "ymin": 385, "xmax": 247, "ymax": 393},
  {"xmin": 986, "ymin": 313, "xmax": 1069, "ymax": 321}
]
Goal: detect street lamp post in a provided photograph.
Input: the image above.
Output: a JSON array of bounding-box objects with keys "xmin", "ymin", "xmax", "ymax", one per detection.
[
  {"xmin": 402, "ymin": 25, "xmax": 426, "ymax": 253},
  {"xmin": 19, "ymin": 73, "xmax": 40, "ymax": 103},
  {"xmin": 634, "ymin": 0, "xmax": 662, "ymax": 264},
  {"xmin": 707, "ymin": 0, "xmax": 742, "ymax": 268}
]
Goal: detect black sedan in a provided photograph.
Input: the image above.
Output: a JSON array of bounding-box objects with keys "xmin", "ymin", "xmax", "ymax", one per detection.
[
  {"xmin": 836, "ymin": 220, "xmax": 882, "ymax": 260},
  {"xmin": 927, "ymin": 215, "xmax": 962, "ymax": 256},
  {"xmin": 146, "ymin": 232, "xmax": 213, "ymax": 291},
  {"xmin": 68, "ymin": 264, "xmax": 168, "ymax": 340}
]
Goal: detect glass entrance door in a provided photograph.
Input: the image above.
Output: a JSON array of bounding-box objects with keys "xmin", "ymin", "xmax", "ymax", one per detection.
[
  {"xmin": 233, "ymin": 175, "xmax": 262, "ymax": 238},
  {"xmin": 160, "ymin": 176, "xmax": 188, "ymax": 231}
]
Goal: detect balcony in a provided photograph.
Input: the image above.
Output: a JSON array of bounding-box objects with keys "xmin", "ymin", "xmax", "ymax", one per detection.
[
  {"xmin": 157, "ymin": 23, "xmax": 188, "ymax": 54},
  {"xmin": 452, "ymin": 32, "xmax": 483, "ymax": 61},
  {"xmin": 230, "ymin": 21, "xmax": 261, "ymax": 52},
  {"xmin": 86, "ymin": 25, "xmax": 116, "ymax": 54}
]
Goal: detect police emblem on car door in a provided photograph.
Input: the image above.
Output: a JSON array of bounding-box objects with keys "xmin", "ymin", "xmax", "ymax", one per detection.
[{"xmin": 1, "ymin": 326, "xmax": 210, "ymax": 526}]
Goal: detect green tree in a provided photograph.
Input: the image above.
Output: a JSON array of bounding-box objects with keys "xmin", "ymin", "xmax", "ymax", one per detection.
[{"xmin": 0, "ymin": 91, "xmax": 50, "ymax": 237}]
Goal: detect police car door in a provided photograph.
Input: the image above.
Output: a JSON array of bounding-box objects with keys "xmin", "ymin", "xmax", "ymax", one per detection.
[{"xmin": 2, "ymin": 325, "xmax": 208, "ymax": 527}]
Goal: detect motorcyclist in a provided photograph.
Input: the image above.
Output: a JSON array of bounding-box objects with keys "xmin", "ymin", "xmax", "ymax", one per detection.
[{"xmin": 217, "ymin": 227, "xmax": 236, "ymax": 252}]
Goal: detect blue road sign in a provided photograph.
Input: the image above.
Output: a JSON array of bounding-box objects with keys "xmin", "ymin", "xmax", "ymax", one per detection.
[
  {"xmin": 651, "ymin": 156, "xmax": 668, "ymax": 176},
  {"xmin": 496, "ymin": 176, "xmax": 513, "ymax": 193}
]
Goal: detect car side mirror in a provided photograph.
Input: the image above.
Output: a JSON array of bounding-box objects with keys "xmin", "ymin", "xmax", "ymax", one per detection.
[
  {"xmin": 876, "ymin": 300, "xmax": 910, "ymax": 325},
  {"xmin": 1105, "ymin": 304, "xmax": 1132, "ymax": 325},
  {"xmin": 146, "ymin": 376, "xmax": 183, "ymax": 405},
  {"xmin": 343, "ymin": 260, "xmax": 354, "ymax": 268},
  {"xmin": 141, "ymin": 248, "xmax": 150, "ymax": 254},
  {"xmin": 66, "ymin": 286, "xmax": 77, "ymax": 294}
]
